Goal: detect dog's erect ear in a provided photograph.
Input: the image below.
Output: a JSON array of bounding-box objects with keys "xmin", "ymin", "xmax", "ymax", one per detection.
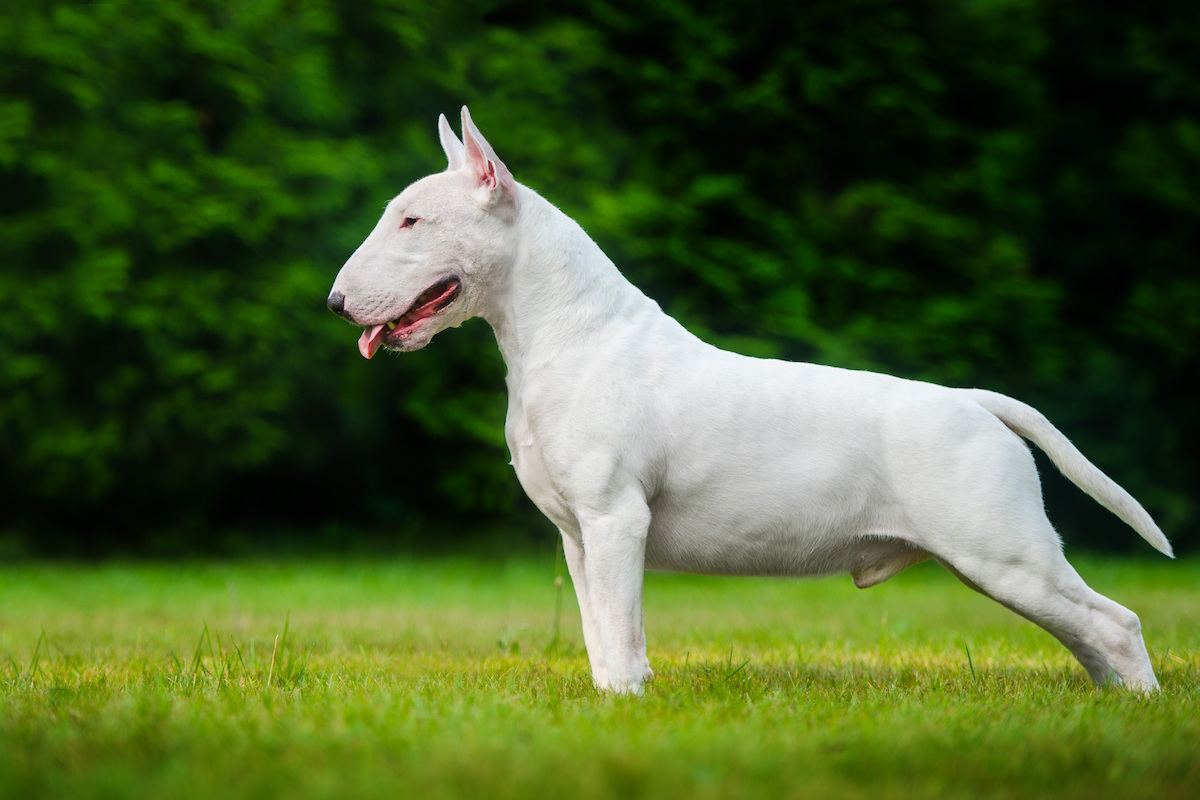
[
  {"xmin": 460, "ymin": 106, "xmax": 517, "ymax": 213},
  {"xmin": 439, "ymin": 113, "xmax": 465, "ymax": 171}
]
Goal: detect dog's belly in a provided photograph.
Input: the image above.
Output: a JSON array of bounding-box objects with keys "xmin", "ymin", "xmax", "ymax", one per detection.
[
  {"xmin": 642, "ymin": 492, "xmax": 910, "ymax": 579},
  {"xmin": 643, "ymin": 529, "xmax": 927, "ymax": 585},
  {"xmin": 643, "ymin": 527, "xmax": 851, "ymax": 577}
]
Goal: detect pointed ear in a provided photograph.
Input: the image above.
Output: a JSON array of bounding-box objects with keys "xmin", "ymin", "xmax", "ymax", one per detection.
[
  {"xmin": 439, "ymin": 113, "xmax": 465, "ymax": 171},
  {"xmin": 460, "ymin": 106, "xmax": 518, "ymax": 213}
]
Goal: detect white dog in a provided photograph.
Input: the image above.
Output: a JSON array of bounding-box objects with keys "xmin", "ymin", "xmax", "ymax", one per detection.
[{"xmin": 328, "ymin": 108, "xmax": 1173, "ymax": 693}]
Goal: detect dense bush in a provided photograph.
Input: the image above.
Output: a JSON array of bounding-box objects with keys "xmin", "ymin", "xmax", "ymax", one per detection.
[{"xmin": 1, "ymin": 0, "xmax": 1196, "ymax": 554}]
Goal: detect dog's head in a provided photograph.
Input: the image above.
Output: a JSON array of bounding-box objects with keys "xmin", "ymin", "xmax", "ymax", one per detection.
[{"xmin": 327, "ymin": 107, "xmax": 520, "ymax": 358}]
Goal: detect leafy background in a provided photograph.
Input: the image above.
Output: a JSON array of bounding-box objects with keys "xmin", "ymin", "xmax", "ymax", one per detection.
[{"xmin": 1, "ymin": 0, "xmax": 1196, "ymax": 556}]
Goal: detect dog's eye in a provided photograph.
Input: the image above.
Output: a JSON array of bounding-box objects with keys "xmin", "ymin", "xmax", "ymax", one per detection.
[{"xmin": 400, "ymin": 216, "xmax": 420, "ymax": 229}]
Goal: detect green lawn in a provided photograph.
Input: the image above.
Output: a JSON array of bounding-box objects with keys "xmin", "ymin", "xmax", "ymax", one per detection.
[{"xmin": 1, "ymin": 553, "xmax": 1196, "ymax": 799}]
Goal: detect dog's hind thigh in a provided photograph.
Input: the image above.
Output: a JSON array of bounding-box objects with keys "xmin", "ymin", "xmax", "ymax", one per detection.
[{"xmin": 935, "ymin": 525, "xmax": 1158, "ymax": 692}]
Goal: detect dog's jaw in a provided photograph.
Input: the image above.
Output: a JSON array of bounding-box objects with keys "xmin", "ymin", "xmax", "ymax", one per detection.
[{"xmin": 357, "ymin": 277, "xmax": 463, "ymax": 359}]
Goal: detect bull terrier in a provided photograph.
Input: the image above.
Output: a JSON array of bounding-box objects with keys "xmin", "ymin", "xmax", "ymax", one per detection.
[{"xmin": 328, "ymin": 108, "xmax": 1172, "ymax": 693}]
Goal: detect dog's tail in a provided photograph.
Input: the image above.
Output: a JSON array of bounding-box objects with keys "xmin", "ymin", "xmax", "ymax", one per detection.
[{"xmin": 962, "ymin": 388, "xmax": 1173, "ymax": 557}]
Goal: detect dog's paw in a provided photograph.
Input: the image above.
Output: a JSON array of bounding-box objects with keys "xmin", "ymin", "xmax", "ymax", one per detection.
[
  {"xmin": 596, "ymin": 663, "xmax": 653, "ymax": 695},
  {"xmin": 604, "ymin": 678, "xmax": 646, "ymax": 696}
]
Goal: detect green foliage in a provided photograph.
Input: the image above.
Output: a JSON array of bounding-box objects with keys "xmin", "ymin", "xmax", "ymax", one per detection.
[{"xmin": 1, "ymin": 1, "xmax": 1196, "ymax": 552}]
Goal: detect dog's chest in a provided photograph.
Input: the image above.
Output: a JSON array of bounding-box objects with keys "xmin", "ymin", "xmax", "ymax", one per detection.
[{"xmin": 504, "ymin": 397, "xmax": 576, "ymax": 533}]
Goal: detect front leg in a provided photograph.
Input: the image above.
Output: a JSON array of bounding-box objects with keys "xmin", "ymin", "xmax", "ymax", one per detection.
[
  {"xmin": 560, "ymin": 530, "xmax": 609, "ymax": 688},
  {"xmin": 576, "ymin": 499, "xmax": 654, "ymax": 694}
]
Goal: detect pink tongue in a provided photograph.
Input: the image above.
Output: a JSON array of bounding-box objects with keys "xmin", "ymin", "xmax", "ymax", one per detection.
[{"xmin": 358, "ymin": 324, "xmax": 388, "ymax": 360}]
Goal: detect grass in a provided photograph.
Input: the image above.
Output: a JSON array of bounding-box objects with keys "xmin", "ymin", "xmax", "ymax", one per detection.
[{"xmin": 1, "ymin": 553, "xmax": 1197, "ymax": 799}]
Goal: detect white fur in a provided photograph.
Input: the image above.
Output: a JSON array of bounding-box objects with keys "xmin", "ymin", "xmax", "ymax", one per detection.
[{"xmin": 329, "ymin": 108, "xmax": 1172, "ymax": 693}]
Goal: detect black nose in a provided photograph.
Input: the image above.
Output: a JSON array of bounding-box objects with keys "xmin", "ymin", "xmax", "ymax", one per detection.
[{"xmin": 327, "ymin": 291, "xmax": 346, "ymax": 316}]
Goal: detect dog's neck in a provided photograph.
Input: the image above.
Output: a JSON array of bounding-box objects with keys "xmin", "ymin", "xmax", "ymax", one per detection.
[{"xmin": 481, "ymin": 185, "xmax": 660, "ymax": 380}]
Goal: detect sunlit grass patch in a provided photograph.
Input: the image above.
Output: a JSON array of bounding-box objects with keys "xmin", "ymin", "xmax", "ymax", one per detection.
[{"xmin": 0, "ymin": 555, "xmax": 1197, "ymax": 799}]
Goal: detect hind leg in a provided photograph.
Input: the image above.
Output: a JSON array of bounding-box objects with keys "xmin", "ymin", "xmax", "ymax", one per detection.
[
  {"xmin": 899, "ymin": 402, "xmax": 1158, "ymax": 690},
  {"xmin": 936, "ymin": 530, "xmax": 1158, "ymax": 692}
]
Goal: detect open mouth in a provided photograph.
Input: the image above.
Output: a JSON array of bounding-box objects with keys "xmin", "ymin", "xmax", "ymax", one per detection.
[{"xmin": 358, "ymin": 277, "xmax": 462, "ymax": 359}]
